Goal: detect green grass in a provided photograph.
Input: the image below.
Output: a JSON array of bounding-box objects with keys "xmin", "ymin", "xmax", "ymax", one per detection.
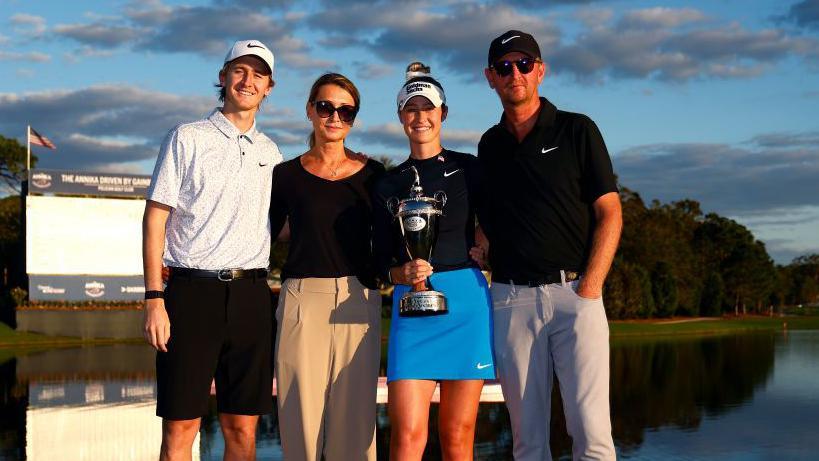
[
  {"xmin": 609, "ymin": 316, "xmax": 819, "ymax": 338},
  {"xmin": 0, "ymin": 322, "xmax": 138, "ymax": 348}
]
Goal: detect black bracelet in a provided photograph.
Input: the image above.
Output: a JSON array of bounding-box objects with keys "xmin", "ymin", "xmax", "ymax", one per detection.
[{"xmin": 145, "ymin": 290, "xmax": 164, "ymax": 300}]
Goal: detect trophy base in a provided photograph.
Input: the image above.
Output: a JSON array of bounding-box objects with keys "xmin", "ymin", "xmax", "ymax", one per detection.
[{"xmin": 399, "ymin": 290, "xmax": 448, "ymax": 317}]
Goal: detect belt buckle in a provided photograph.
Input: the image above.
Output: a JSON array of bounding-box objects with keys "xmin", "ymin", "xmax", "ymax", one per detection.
[{"xmin": 217, "ymin": 269, "xmax": 234, "ymax": 281}]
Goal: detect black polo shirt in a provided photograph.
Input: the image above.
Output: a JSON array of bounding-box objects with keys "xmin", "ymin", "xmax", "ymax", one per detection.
[{"xmin": 477, "ymin": 97, "xmax": 617, "ymax": 280}]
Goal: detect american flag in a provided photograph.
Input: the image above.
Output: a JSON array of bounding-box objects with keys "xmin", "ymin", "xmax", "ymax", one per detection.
[{"xmin": 30, "ymin": 127, "xmax": 56, "ymax": 149}]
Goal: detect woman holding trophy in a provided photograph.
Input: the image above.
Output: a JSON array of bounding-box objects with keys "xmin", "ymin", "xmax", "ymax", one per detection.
[
  {"xmin": 372, "ymin": 62, "xmax": 495, "ymax": 460},
  {"xmin": 271, "ymin": 73, "xmax": 384, "ymax": 461}
]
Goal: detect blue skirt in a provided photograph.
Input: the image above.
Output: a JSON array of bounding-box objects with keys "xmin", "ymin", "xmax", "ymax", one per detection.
[{"xmin": 387, "ymin": 267, "xmax": 496, "ymax": 382}]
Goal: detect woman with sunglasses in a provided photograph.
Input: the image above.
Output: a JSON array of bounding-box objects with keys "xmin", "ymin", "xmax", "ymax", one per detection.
[
  {"xmin": 372, "ymin": 62, "xmax": 495, "ymax": 460},
  {"xmin": 270, "ymin": 72, "xmax": 384, "ymax": 461}
]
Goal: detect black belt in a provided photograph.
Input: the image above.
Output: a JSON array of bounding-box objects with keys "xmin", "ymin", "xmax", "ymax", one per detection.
[
  {"xmin": 169, "ymin": 267, "xmax": 268, "ymax": 281},
  {"xmin": 494, "ymin": 270, "xmax": 581, "ymax": 287}
]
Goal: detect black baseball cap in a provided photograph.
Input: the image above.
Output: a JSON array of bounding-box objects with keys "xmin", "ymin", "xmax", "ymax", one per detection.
[{"xmin": 487, "ymin": 30, "xmax": 541, "ymax": 66}]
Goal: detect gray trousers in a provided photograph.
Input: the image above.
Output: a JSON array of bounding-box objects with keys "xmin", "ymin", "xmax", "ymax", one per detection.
[{"xmin": 491, "ymin": 275, "xmax": 616, "ymax": 460}]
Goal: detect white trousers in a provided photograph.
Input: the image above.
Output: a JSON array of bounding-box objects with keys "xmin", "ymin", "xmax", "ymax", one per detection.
[{"xmin": 491, "ymin": 276, "xmax": 616, "ymax": 461}]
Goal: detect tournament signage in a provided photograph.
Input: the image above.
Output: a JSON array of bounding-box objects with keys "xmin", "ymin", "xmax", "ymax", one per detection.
[
  {"xmin": 26, "ymin": 168, "xmax": 150, "ymax": 302},
  {"xmin": 29, "ymin": 169, "xmax": 151, "ymax": 198},
  {"xmin": 29, "ymin": 275, "xmax": 145, "ymax": 302}
]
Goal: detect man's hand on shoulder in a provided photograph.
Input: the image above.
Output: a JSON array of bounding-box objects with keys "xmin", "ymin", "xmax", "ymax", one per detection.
[{"xmin": 143, "ymin": 299, "xmax": 170, "ymax": 352}]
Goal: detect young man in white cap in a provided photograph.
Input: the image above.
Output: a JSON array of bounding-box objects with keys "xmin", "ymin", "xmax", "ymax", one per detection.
[
  {"xmin": 477, "ymin": 30, "xmax": 621, "ymax": 460},
  {"xmin": 142, "ymin": 39, "xmax": 281, "ymax": 460}
]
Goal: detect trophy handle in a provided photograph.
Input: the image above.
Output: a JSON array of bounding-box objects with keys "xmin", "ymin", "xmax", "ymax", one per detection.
[
  {"xmin": 386, "ymin": 197, "xmax": 400, "ymax": 216},
  {"xmin": 434, "ymin": 191, "xmax": 447, "ymax": 209}
]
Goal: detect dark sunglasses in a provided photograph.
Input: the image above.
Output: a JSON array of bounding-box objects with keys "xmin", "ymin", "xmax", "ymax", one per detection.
[
  {"xmin": 491, "ymin": 57, "xmax": 540, "ymax": 77},
  {"xmin": 313, "ymin": 100, "xmax": 358, "ymax": 124}
]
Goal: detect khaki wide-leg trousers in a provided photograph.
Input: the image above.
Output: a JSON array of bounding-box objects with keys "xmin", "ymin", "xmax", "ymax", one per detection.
[
  {"xmin": 492, "ymin": 275, "xmax": 616, "ymax": 461},
  {"xmin": 275, "ymin": 276, "xmax": 381, "ymax": 461}
]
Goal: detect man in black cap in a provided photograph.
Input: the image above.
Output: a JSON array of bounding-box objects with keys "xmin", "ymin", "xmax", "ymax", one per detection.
[{"xmin": 477, "ymin": 30, "xmax": 621, "ymax": 460}]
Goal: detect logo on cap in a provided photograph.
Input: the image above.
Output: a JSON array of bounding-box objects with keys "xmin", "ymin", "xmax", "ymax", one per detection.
[
  {"xmin": 501, "ymin": 35, "xmax": 520, "ymax": 44},
  {"xmin": 247, "ymin": 43, "xmax": 265, "ymax": 49}
]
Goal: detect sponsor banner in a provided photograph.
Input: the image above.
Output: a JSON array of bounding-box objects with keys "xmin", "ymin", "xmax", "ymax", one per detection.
[
  {"xmin": 29, "ymin": 275, "xmax": 145, "ymax": 302},
  {"xmin": 29, "ymin": 169, "xmax": 151, "ymax": 198}
]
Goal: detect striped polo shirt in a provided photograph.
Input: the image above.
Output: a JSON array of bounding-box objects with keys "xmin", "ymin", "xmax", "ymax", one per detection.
[{"xmin": 148, "ymin": 108, "xmax": 282, "ymax": 270}]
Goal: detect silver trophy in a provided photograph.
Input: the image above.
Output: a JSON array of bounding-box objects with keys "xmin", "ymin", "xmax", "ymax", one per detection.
[{"xmin": 387, "ymin": 166, "xmax": 448, "ymax": 316}]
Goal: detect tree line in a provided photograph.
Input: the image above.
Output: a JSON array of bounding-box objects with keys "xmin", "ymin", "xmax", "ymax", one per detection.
[{"xmin": 604, "ymin": 186, "xmax": 819, "ymax": 319}]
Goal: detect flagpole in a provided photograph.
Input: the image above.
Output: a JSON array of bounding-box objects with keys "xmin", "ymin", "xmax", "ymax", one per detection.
[{"xmin": 26, "ymin": 125, "xmax": 31, "ymax": 172}]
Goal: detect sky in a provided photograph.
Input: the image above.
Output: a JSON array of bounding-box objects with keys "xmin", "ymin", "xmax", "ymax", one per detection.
[{"xmin": 0, "ymin": 0, "xmax": 817, "ymax": 264}]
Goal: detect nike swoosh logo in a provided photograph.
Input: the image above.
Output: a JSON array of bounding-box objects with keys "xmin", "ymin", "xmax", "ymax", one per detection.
[
  {"xmin": 542, "ymin": 146, "xmax": 558, "ymax": 154},
  {"xmin": 443, "ymin": 169, "xmax": 460, "ymax": 177},
  {"xmin": 247, "ymin": 43, "xmax": 266, "ymax": 49},
  {"xmin": 259, "ymin": 162, "xmax": 269, "ymax": 167},
  {"xmin": 501, "ymin": 35, "xmax": 520, "ymax": 45},
  {"xmin": 476, "ymin": 363, "xmax": 491, "ymax": 370}
]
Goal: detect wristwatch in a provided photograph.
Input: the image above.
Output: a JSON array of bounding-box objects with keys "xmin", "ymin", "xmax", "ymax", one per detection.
[{"xmin": 144, "ymin": 290, "xmax": 165, "ymax": 300}]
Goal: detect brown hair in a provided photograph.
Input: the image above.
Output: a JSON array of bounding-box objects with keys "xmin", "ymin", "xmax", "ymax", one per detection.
[{"xmin": 306, "ymin": 73, "xmax": 361, "ymax": 148}]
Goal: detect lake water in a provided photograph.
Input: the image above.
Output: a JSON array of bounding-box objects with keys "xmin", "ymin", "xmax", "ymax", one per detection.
[{"xmin": 1, "ymin": 330, "xmax": 817, "ymax": 460}]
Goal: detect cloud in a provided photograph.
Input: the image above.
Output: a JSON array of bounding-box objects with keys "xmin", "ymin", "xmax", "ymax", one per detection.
[
  {"xmin": 737, "ymin": 206, "xmax": 819, "ymax": 263},
  {"xmin": 0, "ymin": 84, "xmax": 320, "ymax": 169},
  {"xmin": 0, "ymin": 85, "xmax": 216, "ymax": 171},
  {"xmin": 550, "ymin": 7, "xmax": 819, "ymax": 82},
  {"xmin": 442, "ymin": 129, "xmax": 482, "ymax": 149},
  {"xmin": 619, "ymin": 7, "xmax": 707, "ymax": 29},
  {"xmin": 614, "ymin": 133, "xmax": 819, "ymax": 214},
  {"xmin": 749, "ymin": 131, "xmax": 819, "ymax": 149},
  {"xmin": 306, "ymin": 3, "xmax": 817, "ymax": 83},
  {"xmin": 492, "ymin": 0, "xmax": 600, "ymax": 8},
  {"xmin": 47, "ymin": 2, "xmax": 332, "ymax": 70},
  {"xmin": 137, "ymin": 6, "xmax": 288, "ymax": 55},
  {"xmin": 309, "ymin": 2, "xmax": 560, "ymax": 79},
  {"xmin": 354, "ymin": 62, "xmax": 394, "ymax": 80},
  {"xmin": 256, "ymin": 110, "xmax": 311, "ymax": 149},
  {"xmin": 53, "ymin": 23, "xmax": 142, "ymax": 48},
  {"xmin": 60, "ymin": 133, "xmax": 157, "ymax": 164},
  {"xmin": 213, "ymin": 0, "xmax": 295, "ymax": 9},
  {"xmin": 574, "ymin": 7, "xmax": 614, "ymax": 29},
  {"xmin": 356, "ymin": 123, "xmax": 406, "ymax": 148},
  {"xmin": 126, "ymin": 4, "xmax": 333, "ymax": 69},
  {"xmin": 10, "ymin": 13, "xmax": 46, "ymax": 36},
  {"xmin": 123, "ymin": 0, "xmax": 174, "ymax": 26},
  {"xmin": 63, "ymin": 47, "xmax": 117, "ymax": 63},
  {"xmin": 0, "ymin": 51, "xmax": 50, "ymax": 63},
  {"xmin": 787, "ymin": 0, "xmax": 819, "ymax": 29}
]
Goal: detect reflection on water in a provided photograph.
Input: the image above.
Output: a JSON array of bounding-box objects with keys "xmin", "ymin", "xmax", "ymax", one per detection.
[{"xmin": 1, "ymin": 331, "xmax": 818, "ymax": 460}]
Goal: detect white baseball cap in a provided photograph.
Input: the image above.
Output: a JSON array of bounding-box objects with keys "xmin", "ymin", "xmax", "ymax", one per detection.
[
  {"xmin": 224, "ymin": 39, "xmax": 274, "ymax": 74},
  {"xmin": 397, "ymin": 79, "xmax": 446, "ymax": 110}
]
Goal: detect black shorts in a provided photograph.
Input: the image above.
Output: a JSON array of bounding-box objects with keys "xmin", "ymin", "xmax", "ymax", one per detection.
[{"xmin": 156, "ymin": 274, "xmax": 273, "ymax": 420}]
